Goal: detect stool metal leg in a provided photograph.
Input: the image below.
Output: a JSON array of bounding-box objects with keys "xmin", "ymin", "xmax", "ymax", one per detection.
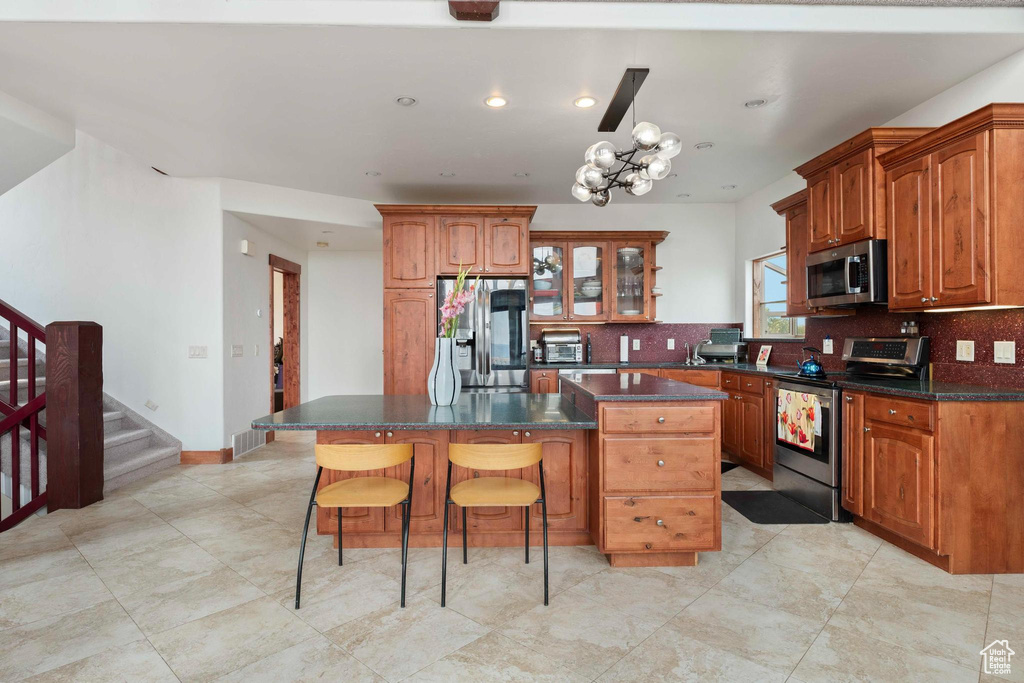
[
  {"xmin": 295, "ymin": 467, "xmax": 323, "ymax": 610},
  {"xmin": 525, "ymin": 509, "xmax": 530, "ymax": 564},
  {"xmin": 539, "ymin": 459, "xmax": 549, "ymax": 606},
  {"xmin": 462, "ymin": 507, "xmax": 468, "ymax": 564},
  {"xmin": 441, "ymin": 461, "xmax": 453, "ymax": 607},
  {"xmin": 338, "ymin": 518, "xmax": 343, "ymax": 566},
  {"xmin": 401, "ymin": 456, "xmax": 414, "ymax": 608}
]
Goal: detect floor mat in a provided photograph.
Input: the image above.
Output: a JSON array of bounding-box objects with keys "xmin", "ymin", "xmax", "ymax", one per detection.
[
  {"xmin": 721, "ymin": 461, "xmax": 740, "ymax": 474},
  {"xmin": 722, "ymin": 490, "xmax": 829, "ymax": 525}
]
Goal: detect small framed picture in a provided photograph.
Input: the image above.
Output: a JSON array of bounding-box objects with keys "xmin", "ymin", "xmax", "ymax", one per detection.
[{"xmin": 756, "ymin": 345, "xmax": 772, "ymax": 367}]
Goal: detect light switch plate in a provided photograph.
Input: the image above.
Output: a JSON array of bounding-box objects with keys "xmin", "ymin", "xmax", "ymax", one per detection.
[
  {"xmin": 188, "ymin": 345, "xmax": 208, "ymax": 359},
  {"xmin": 956, "ymin": 340, "xmax": 975, "ymax": 362},
  {"xmin": 822, "ymin": 339, "xmax": 834, "ymax": 354},
  {"xmin": 667, "ymin": 338, "xmax": 675, "ymax": 350},
  {"xmin": 632, "ymin": 339, "xmax": 640, "ymax": 351},
  {"xmin": 231, "ymin": 345, "xmax": 243, "ymax": 358},
  {"xmin": 994, "ymin": 341, "xmax": 1016, "ymax": 364}
]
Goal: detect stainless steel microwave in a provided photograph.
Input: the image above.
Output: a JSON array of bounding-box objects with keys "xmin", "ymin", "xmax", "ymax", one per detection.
[{"xmin": 806, "ymin": 239, "xmax": 887, "ymax": 308}]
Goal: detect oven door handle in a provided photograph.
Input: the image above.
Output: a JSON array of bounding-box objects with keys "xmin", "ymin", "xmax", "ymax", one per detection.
[{"xmin": 846, "ymin": 256, "xmax": 863, "ymax": 294}]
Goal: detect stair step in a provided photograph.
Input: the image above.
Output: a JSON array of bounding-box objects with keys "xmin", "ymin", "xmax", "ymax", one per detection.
[
  {"xmin": 104, "ymin": 445, "xmax": 180, "ymax": 492},
  {"xmin": 103, "ymin": 428, "xmax": 153, "ymax": 464},
  {"xmin": 0, "ymin": 357, "xmax": 44, "ymax": 371},
  {"xmin": 103, "ymin": 410, "xmax": 126, "ymax": 434}
]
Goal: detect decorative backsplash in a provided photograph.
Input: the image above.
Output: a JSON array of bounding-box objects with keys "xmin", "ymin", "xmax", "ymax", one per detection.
[{"xmin": 530, "ymin": 323, "xmax": 741, "ymax": 364}]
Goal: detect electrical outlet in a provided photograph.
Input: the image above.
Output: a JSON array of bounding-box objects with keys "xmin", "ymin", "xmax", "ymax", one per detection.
[
  {"xmin": 188, "ymin": 345, "xmax": 208, "ymax": 359},
  {"xmin": 667, "ymin": 338, "xmax": 675, "ymax": 350},
  {"xmin": 994, "ymin": 341, "xmax": 1016, "ymax": 364},
  {"xmin": 822, "ymin": 338, "xmax": 834, "ymax": 354},
  {"xmin": 956, "ymin": 340, "xmax": 975, "ymax": 362},
  {"xmin": 254, "ymin": 344, "xmax": 260, "ymax": 356},
  {"xmin": 144, "ymin": 399, "xmax": 158, "ymax": 411},
  {"xmin": 231, "ymin": 345, "xmax": 243, "ymax": 358},
  {"xmin": 632, "ymin": 339, "xmax": 640, "ymax": 351}
]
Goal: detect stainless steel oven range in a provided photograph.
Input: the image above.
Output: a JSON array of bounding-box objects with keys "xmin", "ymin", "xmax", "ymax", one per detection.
[{"xmin": 772, "ymin": 336, "xmax": 930, "ymax": 521}]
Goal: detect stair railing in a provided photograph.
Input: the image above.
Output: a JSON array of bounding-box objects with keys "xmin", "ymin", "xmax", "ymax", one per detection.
[{"xmin": 0, "ymin": 297, "xmax": 47, "ymax": 531}]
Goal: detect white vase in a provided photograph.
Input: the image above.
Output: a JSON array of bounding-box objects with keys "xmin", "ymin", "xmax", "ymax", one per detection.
[{"xmin": 428, "ymin": 337, "xmax": 462, "ymax": 405}]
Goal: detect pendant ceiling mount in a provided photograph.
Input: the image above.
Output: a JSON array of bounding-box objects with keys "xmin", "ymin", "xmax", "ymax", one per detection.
[{"xmin": 572, "ymin": 68, "xmax": 681, "ymax": 206}]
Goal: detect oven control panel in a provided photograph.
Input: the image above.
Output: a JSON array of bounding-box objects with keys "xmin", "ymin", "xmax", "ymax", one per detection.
[
  {"xmin": 848, "ymin": 340, "xmax": 907, "ymax": 360},
  {"xmin": 842, "ymin": 336, "xmax": 929, "ymax": 367}
]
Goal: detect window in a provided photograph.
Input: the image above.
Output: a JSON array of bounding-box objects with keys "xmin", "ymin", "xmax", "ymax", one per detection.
[{"xmin": 752, "ymin": 251, "xmax": 805, "ymax": 339}]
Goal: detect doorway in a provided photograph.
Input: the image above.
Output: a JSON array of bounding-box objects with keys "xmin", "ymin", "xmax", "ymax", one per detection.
[{"xmin": 269, "ymin": 255, "xmax": 301, "ymax": 428}]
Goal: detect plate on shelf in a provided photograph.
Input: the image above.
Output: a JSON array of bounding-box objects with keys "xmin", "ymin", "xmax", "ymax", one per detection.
[{"xmin": 620, "ymin": 309, "xmax": 642, "ymax": 315}]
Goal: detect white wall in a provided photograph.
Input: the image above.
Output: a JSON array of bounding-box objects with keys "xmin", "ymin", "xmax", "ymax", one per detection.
[
  {"xmin": 0, "ymin": 89, "xmax": 75, "ymax": 196},
  {"xmin": 531, "ymin": 202, "xmax": 737, "ymax": 323},
  {"xmin": 0, "ymin": 131, "xmax": 225, "ymax": 448},
  {"xmin": 221, "ymin": 213, "xmax": 308, "ymax": 443},
  {"xmin": 731, "ymin": 47, "xmax": 1024, "ymax": 331},
  {"xmin": 307, "ymin": 250, "xmax": 383, "ymax": 398}
]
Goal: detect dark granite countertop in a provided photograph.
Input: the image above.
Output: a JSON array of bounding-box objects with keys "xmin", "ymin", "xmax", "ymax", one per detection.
[
  {"xmin": 252, "ymin": 393, "xmax": 598, "ymax": 431},
  {"xmin": 538, "ymin": 362, "xmax": 1024, "ymax": 401},
  {"xmin": 559, "ymin": 372, "xmax": 728, "ymax": 402}
]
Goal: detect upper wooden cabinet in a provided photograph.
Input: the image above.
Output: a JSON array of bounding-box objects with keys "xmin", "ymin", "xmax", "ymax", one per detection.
[
  {"xmin": 879, "ymin": 104, "xmax": 1024, "ymax": 311},
  {"xmin": 771, "ymin": 190, "xmax": 813, "ymax": 317},
  {"xmin": 795, "ymin": 127, "xmax": 932, "ymax": 253},
  {"xmin": 382, "ymin": 289, "xmax": 435, "ymax": 395},
  {"xmin": 529, "ymin": 231, "xmax": 666, "ymax": 324},
  {"xmin": 485, "ymin": 216, "xmax": 530, "ymax": 274},
  {"xmin": 383, "ymin": 214, "xmax": 436, "ymax": 288},
  {"xmin": 438, "ymin": 215, "xmax": 485, "ymax": 275}
]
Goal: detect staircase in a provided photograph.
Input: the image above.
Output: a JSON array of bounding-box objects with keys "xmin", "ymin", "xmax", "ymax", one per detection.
[{"xmin": 0, "ymin": 326, "xmax": 181, "ymax": 508}]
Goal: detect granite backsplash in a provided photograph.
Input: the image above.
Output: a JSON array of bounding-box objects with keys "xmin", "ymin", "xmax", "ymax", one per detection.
[{"xmin": 532, "ymin": 307, "xmax": 1024, "ymax": 389}]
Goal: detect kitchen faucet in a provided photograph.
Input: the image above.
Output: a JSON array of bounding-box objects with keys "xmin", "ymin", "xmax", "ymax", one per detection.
[{"xmin": 683, "ymin": 342, "xmax": 691, "ymax": 365}]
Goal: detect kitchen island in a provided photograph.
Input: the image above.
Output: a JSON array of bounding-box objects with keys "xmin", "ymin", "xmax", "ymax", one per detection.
[{"xmin": 253, "ymin": 373, "xmax": 727, "ymax": 568}]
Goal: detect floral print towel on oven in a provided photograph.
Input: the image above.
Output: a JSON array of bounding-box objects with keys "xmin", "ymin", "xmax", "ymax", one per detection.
[{"xmin": 777, "ymin": 390, "xmax": 820, "ymax": 452}]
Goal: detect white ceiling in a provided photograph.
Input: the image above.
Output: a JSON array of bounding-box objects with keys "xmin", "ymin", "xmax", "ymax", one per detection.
[
  {"xmin": 229, "ymin": 211, "xmax": 382, "ymax": 252},
  {"xmin": 0, "ymin": 23, "xmax": 1021, "ymax": 204}
]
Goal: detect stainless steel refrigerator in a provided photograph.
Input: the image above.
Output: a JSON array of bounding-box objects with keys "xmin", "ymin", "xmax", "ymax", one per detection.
[{"xmin": 437, "ymin": 278, "xmax": 529, "ymax": 392}]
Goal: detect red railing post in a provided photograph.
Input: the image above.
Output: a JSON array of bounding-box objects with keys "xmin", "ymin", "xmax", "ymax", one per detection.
[{"xmin": 45, "ymin": 322, "xmax": 104, "ymax": 511}]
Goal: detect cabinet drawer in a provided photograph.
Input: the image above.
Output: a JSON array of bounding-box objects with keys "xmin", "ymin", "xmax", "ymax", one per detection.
[
  {"xmin": 736, "ymin": 374, "xmax": 765, "ymax": 395},
  {"xmin": 604, "ymin": 437, "xmax": 717, "ymax": 492},
  {"xmin": 604, "ymin": 495, "xmax": 718, "ymax": 552},
  {"xmin": 661, "ymin": 369, "xmax": 719, "ymax": 388},
  {"xmin": 865, "ymin": 395, "xmax": 934, "ymax": 431},
  {"xmin": 601, "ymin": 405, "xmax": 716, "ymax": 434},
  {"xmin": 720, "ymin": 373, "xmax": 740, "ymax": 390}
]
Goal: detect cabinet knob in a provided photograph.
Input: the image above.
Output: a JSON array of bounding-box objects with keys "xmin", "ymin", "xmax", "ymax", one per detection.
[
  {"xmin": 563, "ymin": 316, "xmax": 568, "ymax": 320},
  {"xmin": 657, "ymin": 416, "xmax": 665, "ymax": 423},
  {"xmin": 512, "ymin": 430, "xmax": 519, "ymax": 436},
  {"xmin": 845, "ymin": 396, "xmax": 853, "ymax": 402},
  {"xmin": 478, "ymin": 266, "xmax": 484, "ymax": 271},
  {"xmin": 656, "ymin": 519, "xmax": 664, "ymax": 526},
  {"xmin": 888, "ymin": 409, "xmax": 896, "ymax": 415},
  {"xmin": 524, "ymin": 431, "xmax": 531, "ymax": 437},
  {"xmin": 485, "ymin": 268, "xmax": 491, "ymax": 272},
  {"xmin": 931, "ymin": 297, "xmax": 938, "ymax": 302},
  {"xmin": 374, "ymin": 432, "xmax": 381, "ymax": 438},
  {"xmin": 428, "ymin": 294, "xmax": 433, "ymax": 298},
  {"xmin": 387, "ymin": 431, "xmax": 393, "ymax": 438},
  {"xmin": 864, "ymin": 427, "xmax": 871, "ymax": 432},
  {"xmin": 899, "ymin": 485, "xmax": 905, "ymax": 500},
  {"xmin": 746, "ymin": 382, "xmax": 752, "ymax": 387},
  {"xmin": 657, "ymin": 460, "xmax": 665, "ymax": 467},
  {"xmin": 569, "ymin": 316, "xmax": 574, "ymax": 320},
  {"xmin": 921, "ymin": 297, "xmax": 928, "ymax": 303}
]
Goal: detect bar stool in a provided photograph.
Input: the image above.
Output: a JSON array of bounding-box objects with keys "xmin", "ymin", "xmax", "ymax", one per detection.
[
  {"xmin": 296, "ymin": 443, "xmax": 415, "ymax": 609},
  {"xmin": 441, "ymin": 442, "xmax": 548, "ymax": 607}
]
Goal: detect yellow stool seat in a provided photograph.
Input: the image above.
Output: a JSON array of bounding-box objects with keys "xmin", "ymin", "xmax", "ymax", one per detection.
[
  {"xmin": 317, "ymin": 477, "xmax": 408, "ymax": 508},
  {"xmin": 450, "ymin": 477, "xmax": 540, "ymax": 507}
]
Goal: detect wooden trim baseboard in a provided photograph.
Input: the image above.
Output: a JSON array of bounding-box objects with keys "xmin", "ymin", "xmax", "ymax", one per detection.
[{"xmin": 181, "ymin": 448, "xmax": 233, "ymax": 465}]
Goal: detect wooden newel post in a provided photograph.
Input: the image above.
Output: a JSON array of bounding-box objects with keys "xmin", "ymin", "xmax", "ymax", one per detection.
[{"xmin": 45, "ymin": 322, "xmax": 103, "ymax": 511}]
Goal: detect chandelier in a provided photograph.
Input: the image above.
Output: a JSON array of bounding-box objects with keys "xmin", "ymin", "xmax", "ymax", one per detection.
[{"xmin": 571, "ymin": 70, "xmax": 681, "ymax": 206}]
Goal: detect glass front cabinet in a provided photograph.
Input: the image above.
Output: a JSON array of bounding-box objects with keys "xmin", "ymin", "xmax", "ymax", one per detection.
[{"xmin": 530, "ymin": 232, "xmax": 662, "ymax": 324}]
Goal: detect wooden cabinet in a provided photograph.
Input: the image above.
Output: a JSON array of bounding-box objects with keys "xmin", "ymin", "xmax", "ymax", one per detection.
[
  {"xmin": 720, "ymin": 371, "xmax": 775, "ymax": 477},
  {"xmin": 523, "ymin": 429, "xmax": 587, "ymax": 532},
  {"xmin": 841, "ymin": 391, "xmax": 865, "ymax": 516},
  {"xmin": 603, "ymin": 495, "xmax": 717, "ymax": 553},
  {"xmin": 617, "ymin": 367, "xmax": 662, "ymax": 378},
  {"xmin": 660, "ymin": 369, "xmax": 720, "ymax": 388},
  {"xmin": 796, "ymin": 127, "xmax": 932, "ymax": 254},
  {"xmin": 529, "ymin": 369, "xmax": 559, "ymax": 394},
  {"xmin": 529, "ymin": 231, "xmax": 666, "ymax": 324},
  {"xmin": 722, "ymin": 392, "xmax": 741, "ymax": 456},
  {"xmin": 772, "ymin": 190, "xmax": 814, "ymax": 317},
  {"xmin": 880, "ymin": 105, "xmax": 1024, "ymax": 311},
  {"xmin": 485, "ymin": 216, "xmax": 529, "ymax": 274},
  {"xmin": 384, "ymin": 430, "xmax": 448, "ymax": 533},
  {"xmin": 864, "ymin": 421, "xmax": 935, "ymax": 550},
  {"xmin": 451, "ymin": 430, "xmax": 525, "ymax": 532},
  {"xmin": 316, "ymin": 430, "xmax": 387, "ymax": 534},
  {"xmin": 383, "ymin": 289, "xmax": 435, "ymax": 395},
  {"xmin": 738, "ymin": 394, "xmax": 765, "ymax": 469},
  {"xmin": 438, "ymin": 215, "xmax": 484, "ymax": 275},
  {"xmin": 383, "ymin": 215, "xmax": 436, "ymax": 288}
]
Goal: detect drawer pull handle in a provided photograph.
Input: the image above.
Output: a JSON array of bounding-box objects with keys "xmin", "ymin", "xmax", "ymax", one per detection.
[
  {"xmin": 845, "ymin": 396, "xmax": 853, "ymax": 402},
  {"xmin": 658, "ymin": 416, "xmax": 666, "ymax": 423},
  {"xmin": 657, "ymin": 460, "xmax": 665, "ymax": 467},
  {"xmin": 864, "ymin": 427, "xmax": 871, "ymax": 432},
  {"xmin": 888, "ymin": 409, "xmax": 896, "ymax": 415},
  {"xmin": 899, "ymin": 485, "xmax": 905, "ymax": 500},
  {"xmin": 645, "ymin": 543, "xmax": 652, "ymax": 549},
  {"xmin": 656, "ymin": 519, "xmax": 664, "ymax": 526},
  {"xmin": 746, "ymin": 382, "xmax": 752, "ymax": 387}
]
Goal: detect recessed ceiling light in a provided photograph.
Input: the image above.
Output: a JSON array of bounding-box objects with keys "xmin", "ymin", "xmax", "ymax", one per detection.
[
  {"xmin": 744, "ymin": 98, "xmax": 767, "ymax": 109},
  {"xmin": 439, "ymin": 172, "xmax": 456, "ymax": 177},
  {"xmin": 677, "ymin": 193, "xmax": 691, "ymax": 198},
  {"xmin": 316, "ymin": 241, "xmax": 329, "ymax": 248},
  {"xmin": 513, "ymin": 172, "xmax": 529, "ymax": 178},
  {"xmin": 395, "ymin": 96, "xmax": 417, "ymax": 107},
  {"xmin": 484, "ymin": 96, "xmax": 507, "ymax": 108},
  {"xmin": 694, "ymin": 142, "xmax": 714, "ymax": 150},
  {"xmin": 574, "ymin": 96, "xmax": 597, "ymax": 109},
  {"xmin": 721, "ymin": 184, "xmax": 737, "ymax": 190},
  {"xmin": 365, "ymin": 171, "xmax": 381, "ymax": 177}
]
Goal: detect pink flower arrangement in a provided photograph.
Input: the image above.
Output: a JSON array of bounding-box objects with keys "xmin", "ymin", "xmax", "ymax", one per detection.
[{"xmin": 440, "ymin": 264, "xmax": 479, "ymax": 338}]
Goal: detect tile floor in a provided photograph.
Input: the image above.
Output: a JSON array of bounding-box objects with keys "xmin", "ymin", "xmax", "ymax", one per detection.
[{"xmin": 0, "ymin": 431, "xmax": 1019, "ymax": 682}]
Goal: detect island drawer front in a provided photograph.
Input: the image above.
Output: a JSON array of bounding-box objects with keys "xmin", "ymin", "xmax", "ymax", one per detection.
[
  {"xmin": 601, "ymin": 405, "xmax": 716, "ymax": 434},
  {"xmin": 603, "ymin": 495, "xmax": 718, "ymax": 552},
  {"xmin": 864, "ymin": 394, "xmax": 935, "ymax": 431},
  {"xmin": 661, "ymin": 369, "xmax": 719, "ymax": 388},
  {"xmin": 603, "ymin": 436, "xmax": 717, "ymax": 492}
]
